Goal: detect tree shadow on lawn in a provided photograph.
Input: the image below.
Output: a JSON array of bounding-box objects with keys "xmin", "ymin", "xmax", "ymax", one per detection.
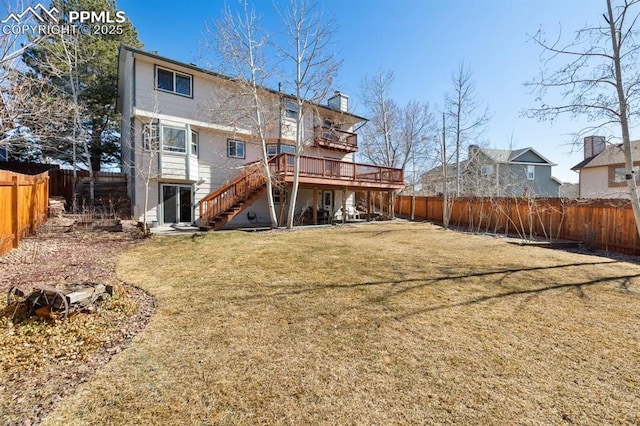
[{"xmin": 231, "ymin": 260, "xmax": 640, "ymax": 319}]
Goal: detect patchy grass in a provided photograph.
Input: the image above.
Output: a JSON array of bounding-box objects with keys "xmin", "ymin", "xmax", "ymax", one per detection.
[{"xmin": 43, "ymin": 222, "xmax": 640, "ymax": 425}]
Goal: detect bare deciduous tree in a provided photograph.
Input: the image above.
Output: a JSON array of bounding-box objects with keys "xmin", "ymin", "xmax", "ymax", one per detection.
[
  {"xmin": 203, "ymin": 0, "xmax": 279, "ymax": 228},
  {"xmin": 277, "ymin": 0, "xmax": 340, "ymax": 229},
  {"xmin": 130, "ymin": 97, "xmax": 162, "ymax": 236},
  {"xmin": 360, "ymin": 70, "xmax": 401, "ymax": 168},
  {"xmin": 527, "ymin": 0, "xmax": 640, "ymax": 236},
  {"xmin": 0, "ymin": 1, "xmax": 59, "ymax": 157},
  {"xmin": 360, "ymin": 70, "xmax": 436, "ymax": 218},
  {"xmin": 445, "ymin": 62, "xmax": 491, "ymax": 196}
]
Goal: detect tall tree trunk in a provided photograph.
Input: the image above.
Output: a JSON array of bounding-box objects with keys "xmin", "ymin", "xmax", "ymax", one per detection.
[
  {"xmin": 607, "ymin": 0, "xmax": 640, "ymax": 237},
  {"xmin": 90, "ymin": 124, "xmax": 102, "ymax": 172}
]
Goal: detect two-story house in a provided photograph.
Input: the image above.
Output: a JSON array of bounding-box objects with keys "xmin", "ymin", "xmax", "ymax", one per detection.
[
  {"xmin": 116, "ymin": 45, "xmax": 403, "ymax": 229},
  {"xmin": 571, "ymin": 136, "xmax": 640, "ymax": 199},
  {"xmin": 421, "ymin": 145, "xmax": 560, "ymax": 197}
]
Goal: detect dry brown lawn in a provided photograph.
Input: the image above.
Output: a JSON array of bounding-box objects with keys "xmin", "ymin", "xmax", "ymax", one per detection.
[{"xmin": 42, "ymin": 221, "xmax": 640, "ymax": 425}]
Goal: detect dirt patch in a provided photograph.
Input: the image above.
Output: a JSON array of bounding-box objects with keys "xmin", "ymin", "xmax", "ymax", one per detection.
[{"xmin": 0, "ymin": 217, "xmax": 155, "ymax": 425}]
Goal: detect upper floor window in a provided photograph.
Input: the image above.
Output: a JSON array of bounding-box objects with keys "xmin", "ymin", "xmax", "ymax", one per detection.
[
  {"xmin": 481, "ymin": 165, "xmax": 494, "ymax": 176},
  {"xmin": 527, "ymin": 165, "xmax": 535, "ymax": 180},
  {"xmin": 266, "ymin": 144, "xmax": 295, "ymax": 157},
  {"xmin": 143, "ymin": 123, "xmax": 158, "ymax": 150},
  {"xmin": 280, "ymin": 144, "xmax": 296, "ymax": 154},
  {"xmin": 284, "ymin": 100, "xmax": 298, "ymax": 119},
  {"xmin": 156, "ymin": 67, "xmax": 192, "ymax": 97},
  {"xmin": 227, "ymin": 139, "xmax": 245, "ymax": 159},
  {"xmin": 609, "ymin": 165, "xmax": 639, "ymax": 186},
  {"xmin": 162, "ymin": 126, "xmax": 186, "ymax": 153},
  {"xmin": 191, "ymin": 130, "xmax": 199, "ymax": 157}
]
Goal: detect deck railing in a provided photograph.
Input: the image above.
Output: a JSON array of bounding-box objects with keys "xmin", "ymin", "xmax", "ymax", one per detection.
[
  {"xmin": 270, "ymin": 154, "xmax": 403, "ymax": 185},
  {"xmin": 199, "ymin": 154, "xmax": 403, "ymax": 226},
  {"xmin": 199, "ymin": 161, "xmax": 265, "ymax": 226},
  {"xmin": 314, "ymin": 126, "xmax": 358, "ymax": 152}
]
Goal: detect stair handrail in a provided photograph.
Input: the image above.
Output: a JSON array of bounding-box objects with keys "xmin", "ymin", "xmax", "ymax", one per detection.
[{"xmin": 199, "ymin": 160, "xmax": 267, "ymax": 226}]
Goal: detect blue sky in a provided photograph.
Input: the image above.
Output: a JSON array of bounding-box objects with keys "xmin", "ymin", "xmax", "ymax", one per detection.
[{"xmin": 116, "ymin": 0, "xmax": 611, "ymax": 182}]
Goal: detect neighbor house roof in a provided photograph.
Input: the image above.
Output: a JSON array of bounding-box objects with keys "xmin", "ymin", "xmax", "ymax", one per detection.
[
  {"xmin": 479, "ymin": 147, "xmax": 556, "ymax": 166},
  {"xmin": 571, "ymin": 140, "xmax": 640, "ymax": 170},
  {"xmin": 421, "ymin": 162, "xmax": 465, "ymax": 179},
  {"xmin": 422, "ymin": 145, "xmax": 557, "ymax": 179}
]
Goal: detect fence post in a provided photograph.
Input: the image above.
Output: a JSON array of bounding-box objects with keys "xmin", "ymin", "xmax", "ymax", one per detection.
[
  {"xmin": 45, "ymin": 174, "xmax": 50, "ymax": 223},
  {"xmin": 11, "ymin": 175, "xmax": 19, "ymax": 248},
  {"xmin": 29, "ymin": 176, "xmax": 37, "ymax": 231}
]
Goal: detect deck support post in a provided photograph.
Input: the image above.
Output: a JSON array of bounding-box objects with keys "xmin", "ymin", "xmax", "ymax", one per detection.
[
  {"xmin": 278, "ymin": 187, "xmax": 286, "ymax": 226},
  {"xmin": 312, "ymin": 186, "xmax": 318, "ymax": 225},
  {"xmin": 366, "ymin": 191, "xmax": 371, "ymax": 222},
  {"xmin": 342, "ymin": 186, "xmax": 347, "ymax": 224}
]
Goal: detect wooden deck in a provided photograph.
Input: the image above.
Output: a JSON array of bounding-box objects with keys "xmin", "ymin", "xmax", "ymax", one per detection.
[{"xmin": 270, "ymin": 154, "xmax": 404, "ymax": 189}]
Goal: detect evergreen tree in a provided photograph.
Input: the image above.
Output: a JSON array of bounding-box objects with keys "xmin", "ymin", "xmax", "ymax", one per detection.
[{"xmin": 21, "ymin": 0, "xmax": 142, "ymax": 170}]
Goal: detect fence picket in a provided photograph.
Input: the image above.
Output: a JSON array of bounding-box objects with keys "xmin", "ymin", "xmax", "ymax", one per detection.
[
  {"xmin": 0, "ymin": 170, "xmax": 50, "ymax": 256},
  {"xmin": 391, "ymin": 195, "xmax": 640, "ymax": 256}
]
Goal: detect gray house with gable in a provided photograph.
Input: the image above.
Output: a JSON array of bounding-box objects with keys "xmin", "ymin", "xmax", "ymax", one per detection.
[{"xmin": 422, "ymin": 145, "xmax": 561, "ymax": 197}]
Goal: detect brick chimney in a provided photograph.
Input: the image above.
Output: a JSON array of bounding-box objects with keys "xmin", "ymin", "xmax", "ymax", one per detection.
[
  {"xmin": 468, "ymin": 144, "xmax": 480, "ymax": 158},
  {"xmin": 584, "ymin": 136, "xmax": 605, "ymax": 159}
]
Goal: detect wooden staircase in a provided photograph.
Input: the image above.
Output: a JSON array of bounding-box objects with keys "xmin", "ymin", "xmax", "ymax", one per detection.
[{"xmin": 199, "ymin": 161, "xmax": 267, "ymax": 230}]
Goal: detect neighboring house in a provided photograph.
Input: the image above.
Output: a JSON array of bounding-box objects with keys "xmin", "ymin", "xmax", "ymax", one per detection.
[
  {"xmin": 559, "ymin": 183, "xmax": 579, "ymax": 199},
  {"xmin": 571, "ymin": 136, "xmax": 640, "ymax": 199},
  {"xmin": 117, "ymin": 45, "xmax": 404, "ymax": 229},
  {"xmin": 420, "ymin": 162, "xmax": 460, "ymax": 196},
  {"xmin": 421, "ymin": 145, "xmax": 561, "ymax": 197}
]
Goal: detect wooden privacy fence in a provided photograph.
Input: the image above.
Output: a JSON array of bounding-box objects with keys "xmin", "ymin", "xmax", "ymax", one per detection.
[
  {"xmin": 0, "ymin": 170, "xmax": 49, "ymax": 256},
  {"xmin": 395, "ymin": 195, "xmax": 640, "ymax": 256},
  {"xmin": 49, "ymin": 169, "xmax": 126, "ymax": 203}
]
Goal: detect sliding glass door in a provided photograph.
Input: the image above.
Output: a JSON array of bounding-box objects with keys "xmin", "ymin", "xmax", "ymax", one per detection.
[{"xmin": 161, "ymin": 185, "xmax": 192, "ymax": 224}]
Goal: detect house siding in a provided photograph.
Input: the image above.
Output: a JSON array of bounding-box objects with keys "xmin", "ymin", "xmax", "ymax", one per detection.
[
  {"xmin": 119, "ymin": 46, "xmax": 370, "ymax": 227},
  {"xmin": 462, "ymin": 150, "xmax": 559, "ymax": 197},
  {"xmin": 498, "ymin": 163, "xmax": 558, "ymax": 197},
  {"xmin": 512, "ymin": 151, "xmax": 547, "ymax": 163},
  {"xmin": 579, "ymin": 166, "xmax": 630, "ymax": 199}
]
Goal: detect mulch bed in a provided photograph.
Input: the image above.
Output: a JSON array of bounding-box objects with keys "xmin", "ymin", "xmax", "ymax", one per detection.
[{"xmin": 0, "ymin": 217, "xmax": 156, "ymax": 425}]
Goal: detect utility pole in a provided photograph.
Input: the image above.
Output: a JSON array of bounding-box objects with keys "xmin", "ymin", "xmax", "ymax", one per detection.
[{"xmin": 442, "ymin": 112, "xmax": 449, "ymax": 229}]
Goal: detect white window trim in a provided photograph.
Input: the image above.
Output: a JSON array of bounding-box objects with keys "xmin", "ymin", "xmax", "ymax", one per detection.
[
  {"xmin": 156, "ymin": 66, "xmax": 193, "ymax": 97},
  {"xmin": 191, "ymin": 130, "xmax": 199, "ymax": 157},
  {"xmin": 527, "ymin": 165, "xmax": 535, "ymax": 180},
  {"xmin": 161, "ymin": 125, "xmax": 187, "ymax": 154},
  {"xmin": 227, "ymin": 139, "xmax": 246, "ymax": 159},
  {"xmin": 142, "ymin": 123, "xmax": 158, "ymax": 151},
  {"xmin": 284, "ymin": 100, "xmax": 298, "ymax": 120}
]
